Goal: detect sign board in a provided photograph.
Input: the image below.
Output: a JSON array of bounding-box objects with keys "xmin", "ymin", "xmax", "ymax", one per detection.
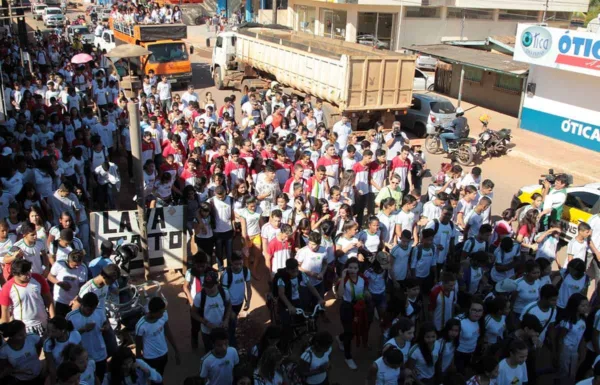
[
  {"xmin": 514, "ymin": 24, "xmax": 600, "ymax": 77},
  {"xmin": 91, "ymin": 206, "xmax": 186, "ymax": 274}
]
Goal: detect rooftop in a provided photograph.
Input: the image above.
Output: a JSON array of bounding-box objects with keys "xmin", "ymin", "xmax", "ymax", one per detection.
[{"xmin": 404, "ymin": 44, "xmax": 529, "ymax": 77}]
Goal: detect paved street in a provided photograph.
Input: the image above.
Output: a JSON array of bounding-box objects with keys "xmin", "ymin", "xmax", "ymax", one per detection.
[{"xmin": 16, "ymin": 7, "xmax": 597, "ymax": 384}]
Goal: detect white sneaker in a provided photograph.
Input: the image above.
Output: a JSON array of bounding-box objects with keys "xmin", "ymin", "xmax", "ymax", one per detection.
[
  {"xmin": 336, "ymin": 335, "xmax": 344, "ymax": 351},
  {"xmin": 345, "ymin": 358, "xmax": 358, "ymax": 370}
]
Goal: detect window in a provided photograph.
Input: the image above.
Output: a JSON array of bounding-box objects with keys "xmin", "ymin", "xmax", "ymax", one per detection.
[
  {"xmin": 216, "ymin": 36, "xmax": 222, "ymax": 48},
  {"xmin": 498, "ymin": 10, "xmax": 540, "ymax": 21},
  {"xmin": 357, "ymin": 13, "xmax": 395, "ymax": 50},
  {"xmin": 321, "ymin": 9, "xmax": 347, "ymax": 40},
  {"xmin": 494, "ymin": 74, "xmax": 522, "ymax": 93},
  {"xmin": 405, "ymin": 7, "xmax": 441, "ymax": 18},
  {"xmin": 411, "ymin": 97, "xmax": 422, "ymax": 111},
  {"xmin": 430, "ymin": 101, "xmax": 456, "ymax": 114},
  {"xmin": 447, "ymin": 8, "xmax": 493, "ymax": 20},
  {"xmin": 547, "ymin": 12, "xmax": 572, "ymax": 22},
  {"xmin": 464, "ymin": 67, "xmax": 483, "ymax": 83},
  {"xmin": 415, "ymin": 69, "xmax": 425, "ymax": 79},
  {"xmin": 295, "ymin": 5, "xmax": 316, "ymax": 34},
  {"xmin": 566, "ymin": 192, "xmax": 600, "ymax": 214}
]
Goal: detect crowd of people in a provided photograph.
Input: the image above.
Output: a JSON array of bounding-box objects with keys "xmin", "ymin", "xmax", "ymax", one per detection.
[{"xmin": 2, "ymin": 7, "xmax": 600, "ymax": 385}]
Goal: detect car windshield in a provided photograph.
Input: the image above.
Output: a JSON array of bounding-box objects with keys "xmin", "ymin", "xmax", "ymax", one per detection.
[
  {"xmin": 73, "ymin": 27, "xmax": 90, "ymax": 34},
  {"xmin": 36, "ymin": 6, "xmax": 47, "ymax": 10},
  {"xmin": 148, "ymin": 43, "xmax": 188, "ymax": 63},
  {"xmin": 430, "ymin": 101, "xmax": 456, "ymax": 114},
  {"xmin": 47, "ymin": 9, "xmax": 61, "ymax": 15}
]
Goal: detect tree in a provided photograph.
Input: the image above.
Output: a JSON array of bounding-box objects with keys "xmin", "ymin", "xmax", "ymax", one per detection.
[{"xmin": 585, "ymin": 0, "xmax": 600, "ymax": 24}]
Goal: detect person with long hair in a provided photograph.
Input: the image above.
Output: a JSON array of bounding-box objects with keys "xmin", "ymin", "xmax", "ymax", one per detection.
[
  {"xmin": 43, "ymin": 316, "xmax": 82, "ymax": 380},
  {"xmin": 249, "ymin": 325, "xmax": 282, "ymax": 368},
  {"xmin": 238, "ymin": 196, "xmax": 265, "ymax": 278},
  {"xmin": 16, "ymin": 183, "xmax": 51, "ymax": 218},
  {"xmin": 0, "ymin": 320, "xmax": 44, "ymax": 385},
  {"xmin": 290, "ymin": 196, "xmax": 308, "ymax": 228},
  {"xmin": 60, "ymin": 343, "xmax": 97, "ymax": 385},
  {"xmin": 438, "ymin": 318, "xmax": 461, "ymax": 375},
  {"xmin": 299, "ymin": 331, "xmax": 333, "ymax": 385},
  {"xmin": 383, "ymin": 317, "xmax": 414, "ymax": 361},
  {"xmin": 516, "ymin": 209, "xmax": 539, "ymax": 255},
  {"xmin": 407, "ymin": 321, "xmax": 440, "ymax": 385},
  {"xmin": 230, "ymin": 179, "xmax": 250, "ymax": 211},
  {"xmin": 47, "ymin": 211, "xmax": 79, "ymax": 247},
  {"xmin": 104, "ymin": 346, "xmax": 162, "ymax": 385},
  {"xmin": 294, "ymin": 218, "xmax": 311, "ymax": 254},
  {"xmin": 466, "ymin": 355, "xmax": 499, "ymax": 385},
  {"xmin": 310, "ymin": 198, "xmax": 333, "ymax": 231},
  {"xmin": 455, "ymin": 297, "xmax": 485, "ymax": 373},
  {"xmin": 557, "ymin": 293, "xmax": 590, "ymax": 382},
  {"xmin": 19, "ymin": 205, "xmax": 51, "ymax": 243},
  {"xmin": 34, "ymin": 155, "xmax": 56, "ymax": 200},
  {"xmin": 511, "ymin": 261, "xmax": 541, "ymax": 318},
  {"xmin": 334, "ymin": 204, "xmax": 354, "ymax": 237},
  {"xmin": 254, "ymin": 345, "xmax": 284, "ymax": 385},
  {"xmin": 193, "ymin": 203, "xmax": 215, "ymax": 261}
]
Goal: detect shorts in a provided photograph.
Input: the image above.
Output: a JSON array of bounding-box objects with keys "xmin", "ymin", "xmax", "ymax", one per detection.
[{"xmin": 249, "ymin": 234, "xmax": 262, "ymax": 249}]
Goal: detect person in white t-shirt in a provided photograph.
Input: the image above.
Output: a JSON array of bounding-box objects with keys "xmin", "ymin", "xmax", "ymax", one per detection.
[
  {"xmin": 156, "ymin": 75, "xmax": 172, "ymax": 112},
  {"xmin": 463, "ymin": 196, "xmax": 491, "ymax": 239},
  {"xmin": 300, "ymin": 331, "xmax": 334, "ymax": 385},
  {"xmin": 296, "ymin": 232, "xmax": 329, "ymax": 292},
  {"xmin": 199, "ymin": 328, "xmax": 240, "ymax": 385},
  {"xmin": 557, "ymin": 293, "xmax": 590, "ymax": 382},
  {"xmin": 0, "ymin": 320, "xmax": 43, "ymax": 382},
  {"xmin": 366, "ymin": 347, "xmax": 403, "ymax": 385},
  {"xmin": 535, "ymin": 224, "xmax": 562, "ymax": 265},
  {"xmin": 497, "ymin": 339, "xmax": 529, "ymax": 385},
  {"xmin": 47, "ymin": 249, "xmax": 88, "ymax": 317},
  {"xmin": 220, "ymin": 252, "xmax": 252, "ymax": 347},
  {"xmin": 568, "ymin": 222, "xmax": 598, "ymax": 264},
  {"xmin": 134, "ymin": 297, "xmax": 180, "ymax": 375}
]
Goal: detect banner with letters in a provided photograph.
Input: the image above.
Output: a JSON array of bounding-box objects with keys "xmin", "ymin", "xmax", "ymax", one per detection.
[{"xmin": 90, "ymin": 206, "xmax": 186, "ymax": 274}]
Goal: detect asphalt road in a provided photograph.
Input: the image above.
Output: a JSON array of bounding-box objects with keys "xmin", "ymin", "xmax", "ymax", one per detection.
[{"xmin": 21, "ymin": 8, "xmax": 586, "ymax": 383}]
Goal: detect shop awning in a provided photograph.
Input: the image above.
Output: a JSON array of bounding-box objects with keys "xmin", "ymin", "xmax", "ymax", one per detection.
[{"xmin": 404, "ymin": 44, "xmax": 529, "ymax": 77}]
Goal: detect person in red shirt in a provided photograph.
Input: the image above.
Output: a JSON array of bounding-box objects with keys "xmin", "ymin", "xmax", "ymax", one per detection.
[
  {"xmin": 317, "ymin": 144, "xmax": 342, "ymax": 189},
  {"xmin": 260, "ymin": 138, "xmax": 277, "ymax": 161},
  {"xmin": 224, "ymin": 147, "xmax": 249, "ymax": 189},
  {"xmin": 179, "ymin": 159, "xmax": 202, "ymax": 188},
  {"xmin": 283, "ymin": 164, "xmax": 307, "ymax": 198},
  {"xmin": 239, "ymin": 139, "xmax": 256, "ymax": 166},
  {"xmin": 294, "ymin": 152, "xmax": 315, "ymax": 180},
  {"xmin": 162, "ymin": 133, "xmax": 187, "ymax": 166},
  {"xmin": 306, "ymin": 165, "xmax": 330, "ymax": 208},
  {"xmin": 159, "ymin": 154, "xmax": 179, "ymax": 180},
  {"xmin": 270, "ymin": 105, "xmax": 284, "ymax": 130},
  {"xmin": 389, "ymin": 145, "xmax": 412, "ymax": 196},
  {"xmin": 187, "ymin": 128, "xmax": 205, "ymax": 153},
  {"xmin": 141, "ymin": 131, "xmax": 156, "ymax": 165}
]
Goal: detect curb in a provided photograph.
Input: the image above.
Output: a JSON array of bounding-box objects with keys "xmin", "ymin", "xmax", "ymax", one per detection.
[{"xmin": 507, "ymin": 149, "xmax": 596, "ymax": 184}]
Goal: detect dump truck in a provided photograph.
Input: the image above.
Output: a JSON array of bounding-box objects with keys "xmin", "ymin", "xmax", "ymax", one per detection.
[
  {"xmin": 211, "ymin": 26, "xmax": 417, "ymax": 129},
  {"xmin": 109, "ymin": 20, "xmax": 193, "ymax": 86}
]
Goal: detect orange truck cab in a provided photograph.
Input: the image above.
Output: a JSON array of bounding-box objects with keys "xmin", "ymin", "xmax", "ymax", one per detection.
[{"xmin": 109, "ymin": 20, "xmax": 192, "ymax": 86}]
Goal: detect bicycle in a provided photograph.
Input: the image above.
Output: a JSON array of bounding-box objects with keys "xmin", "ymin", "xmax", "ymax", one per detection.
[{"xmin": 287, "ymin": 304, "xmax": 324, "ymax": 355}]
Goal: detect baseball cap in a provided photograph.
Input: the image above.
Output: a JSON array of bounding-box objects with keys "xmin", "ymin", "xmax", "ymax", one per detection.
[
  {"xmin": 204, "ymin": 271, "xmax": 219, "ymax": 287},
  {"xmin": 495, "ymin": 278, "xmax": 517, "ymax": 293}
]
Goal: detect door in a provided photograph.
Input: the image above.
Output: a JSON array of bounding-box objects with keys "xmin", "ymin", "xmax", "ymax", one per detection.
[
  {"xmin": 413, "ymin": 69, "xmax": 427, "ymax": 90},
  {"xmin": 213, "ymin": 35, "xmax": 227, "ymax": 68}
]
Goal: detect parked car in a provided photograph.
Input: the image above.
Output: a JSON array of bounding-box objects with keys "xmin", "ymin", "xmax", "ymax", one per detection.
[
  {"xmin": 512, "ymin": 183, "xmax": 600, "ymax": 241},
  {"xmin": 98, "ymin": 7, "xmax": 111, "ymax": 22},
  {"xmin": 43, "ymin": 7, "xmax": 65, "ymax": 27},
  {"xmin": 413, "ymin": 68, "xmax": 435, "ymax": 91},
  {"xmin": 397, "ymin": 93, "xmax": 456, "ymax": 138},
  {"xmin": 31, "ymin": 3, "xmax": 47, "ymax": 20},
  {"xmin": 416, "ymin": 54, "xmax": 438, "ymax": 70},
  {"xmin": 356, "ymin": 34, "xmax": 390, "ymax": 50},
  {"xmin": 67, "ymin": 25, "xmax": 95, "ymax": 45},
  {"xmin": 95, "ymin": 29, "xmax": 115, "ymax": 52}
]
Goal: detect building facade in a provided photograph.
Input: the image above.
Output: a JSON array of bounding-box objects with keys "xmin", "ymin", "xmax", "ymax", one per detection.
[
  {"xmin": 513, "ymin": 24, "xmax": 600, "ymax": 153},
  {"xmin": 263, "ymin": 0, "xmax": 588, "ymax": 51}
]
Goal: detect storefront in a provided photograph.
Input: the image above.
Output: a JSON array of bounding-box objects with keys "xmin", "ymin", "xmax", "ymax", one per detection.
[
  {"xmin": 514, "ymin": 24, "xmax": 600, "ymax": 153},
  {"xmin": 357, "ymin": 12, "xmax": 395, "ymax": 50}
]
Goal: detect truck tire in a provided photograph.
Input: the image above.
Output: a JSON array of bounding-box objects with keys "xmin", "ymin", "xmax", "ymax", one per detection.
[{"xmin": 214, "ymin": 68, "xmax": 224, "ymax": 90}]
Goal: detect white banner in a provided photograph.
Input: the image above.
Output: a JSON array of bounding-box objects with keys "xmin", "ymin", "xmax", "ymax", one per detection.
[
  {"xmin": 514, "ymin": 23, "xmax": 600, "ymax": 77},
  {"xmin": 91, "ymin": 206, "xmax": 186, "ymax": 274}
]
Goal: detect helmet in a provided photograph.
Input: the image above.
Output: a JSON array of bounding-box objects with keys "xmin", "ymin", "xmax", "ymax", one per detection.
[
  {"xmin": 456, "ymin": 107, "xmax": 464, "ymax": 115},
  {"xmin": 270, "ymin": 81, "xmax": 280, "ymax": 89}
]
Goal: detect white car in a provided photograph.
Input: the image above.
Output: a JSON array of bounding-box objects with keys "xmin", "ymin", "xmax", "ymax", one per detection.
[
  {"xmin": 67, "ymin": 25, "xmax": 95, "ymax": 45},
  {"xmin": 413, "ymin": 68, "xmax": 435, "ymax": 91},
  {"xmin": 31, "ymin": 3, "xmax": 47, "ymax": 21},
  {"xmin": 95, "ymin": 29, "xmax": 116, "ymax": 52},
  {"xmin": 416, "ymin": 54, "xmax": 438, "ymax": 70},
  {"xmin": 43, "ymin": 7, "xmax": 65, "ymax": 27}
]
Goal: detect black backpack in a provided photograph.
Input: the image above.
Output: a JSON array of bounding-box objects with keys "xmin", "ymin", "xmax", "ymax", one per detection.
[
  {"xmin": 409, "ymin": 245, "xmax": 424, "ymax": 268},
  {"xmin": 197, "ymin": 286, "xmax": 228, "ymax": 319},
  {"xmin": 222, "ymin": 266, "xmax": 250, "ymax": 289},
  {"xmin": 431, "ymin": 218, "xmax": 454, "ymax": 235},
  {"xmin": 272, "ymin": 268, "xmax": 303, "ymax": 300}
]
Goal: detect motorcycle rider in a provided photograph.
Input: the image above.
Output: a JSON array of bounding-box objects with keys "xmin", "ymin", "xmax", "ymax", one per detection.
[{"xmin": 440, "ymin": 107, "xmax": 468, "ymax": 153}]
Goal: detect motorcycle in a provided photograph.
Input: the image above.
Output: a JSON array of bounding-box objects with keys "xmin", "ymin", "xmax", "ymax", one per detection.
[
  {"xmin": 474, "ymin": 115, "xmax": 512, "ymax": 158},
  {"xmin": 424, "ymin": 124, "xmax": 476, "ymax": 166}
]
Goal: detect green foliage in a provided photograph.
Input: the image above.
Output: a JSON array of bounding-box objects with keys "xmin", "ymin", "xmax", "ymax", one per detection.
[{"xmin": 585, "ymin": 4, "xmax": 600, "ymax": 24}]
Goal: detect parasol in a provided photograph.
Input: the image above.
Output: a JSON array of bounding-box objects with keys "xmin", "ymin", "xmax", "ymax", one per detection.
[{"xmin": 71, "ymin": 53, "xmax": 94, "ymax": 64}]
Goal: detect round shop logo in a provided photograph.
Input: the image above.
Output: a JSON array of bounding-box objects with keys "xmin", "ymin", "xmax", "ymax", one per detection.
[{"xmin": 521, "ymin": 26, "xmax": 553, "ymax": 58}]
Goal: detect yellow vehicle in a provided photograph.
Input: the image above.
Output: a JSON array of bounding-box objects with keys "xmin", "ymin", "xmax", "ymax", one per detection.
[
  {"xmin": 511, "ymin": 182, "xmax": 600, "ymax": 241},
  {"xmin": 109, "ymin": 20, "xmax": 192, "ymax": 86}
]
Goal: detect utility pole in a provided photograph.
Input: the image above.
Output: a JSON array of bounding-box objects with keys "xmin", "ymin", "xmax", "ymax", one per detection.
[
  {"xmin": 460, "ymin": 9, "xmax": 466, "ymax": 41},
  {"xmin": 126, "ymin": 96, "xmax": 150, "ymax": 281},
  {"xmin": 542, "ymin": 0, "xmax": 549, "ymax": 23}
]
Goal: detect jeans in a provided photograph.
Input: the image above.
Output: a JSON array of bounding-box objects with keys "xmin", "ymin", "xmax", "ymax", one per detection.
[
  {"xmin": 229, "ymin": 304, "xmax": 242, "ymax": 347},
  {"xmin": 354, "ymin": 193, "xmax": 368, "ymax": 227},
  {"xmin": 78, "ymin": 220, "xmax": 90, "ymax": 259},
  {"xmin": 439, "ymin": 131, "xmax": 460, "ymax": 152},
  {"xmin": 214, "ymin": 230, "xmax": 233, "ymax": 269}
]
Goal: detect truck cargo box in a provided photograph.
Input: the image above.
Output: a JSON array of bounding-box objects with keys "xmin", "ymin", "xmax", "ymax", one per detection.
[{"xmin": 234, "ymin": 28, "xmax": 416, "ymax": 112}]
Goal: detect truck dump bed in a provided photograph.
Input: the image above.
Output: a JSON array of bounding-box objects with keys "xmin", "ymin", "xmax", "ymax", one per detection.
[
  {"xmin": 111, "ymin": 21, "xmax": 187, "ymax": 42},
  {"xmin": 236, "ymin": 27, "xmax": 416, "ymax": 111}
]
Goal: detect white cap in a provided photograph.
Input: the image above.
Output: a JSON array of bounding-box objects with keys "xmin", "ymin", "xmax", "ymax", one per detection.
[
  {"xmin": 456, "ymin": 106, "xmax": 464, "ymax": 114},
  {"xmin": 495, "ymin": 278, "xmax": 518, "ymax": 293}
]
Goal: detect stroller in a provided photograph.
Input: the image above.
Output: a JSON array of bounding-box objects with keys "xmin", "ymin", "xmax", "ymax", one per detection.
[{"xmin": 106, "ymin": 241, "xmax": 167, "ymax": 343}]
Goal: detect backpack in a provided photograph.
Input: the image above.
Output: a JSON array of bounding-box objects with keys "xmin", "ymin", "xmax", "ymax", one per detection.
[
  {"xmin": 222, "ymin": 266, "xmax": 250, "ymax": 289},
  {"xmin": 409, "ymin": 245, "xmax": 424, "ymax": 268},
  {"xmin": 458, "ymin": 237, "xmax": 489, "ymax": 255},
  {"xmin": 431, "ymin": 218, "xmax": 454, "ymax": 235},
  {"xmin": 197, "ymin": 286, "xmax": 228, "ymax": 319},
  {"xmin": 272, "ymin": 268, "xmax": 303, "ymax": 300}
]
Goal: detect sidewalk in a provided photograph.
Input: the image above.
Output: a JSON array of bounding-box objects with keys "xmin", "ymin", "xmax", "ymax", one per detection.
[{"xmin": 413, "ymin": 91, "xmax": 599, "ymax": 184}]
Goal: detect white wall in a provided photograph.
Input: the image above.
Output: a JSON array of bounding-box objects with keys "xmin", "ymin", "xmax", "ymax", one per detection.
[
  {"xmin": 523, "ymin": 66, "xmax": 600, "ymax": 123},
  {"xmin": 356, "ymin": 0, "xmax": 588, "ymax": 12}
]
